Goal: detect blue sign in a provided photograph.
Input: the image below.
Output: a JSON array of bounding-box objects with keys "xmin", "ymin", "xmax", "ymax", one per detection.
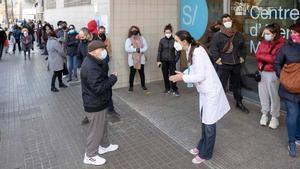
[{"xmin": 180, "ymin": 0, "xmax": 208, "ymax": 39}]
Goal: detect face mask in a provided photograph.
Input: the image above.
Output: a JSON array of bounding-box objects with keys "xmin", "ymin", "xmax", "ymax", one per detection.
[
  {"xmin": 132, "ymin": 30, "xmax": 139, "ymax": 36},
  {"xmin": 68, "ymin": 29, "xmax": 75, "ymax": 34},
  {"xmin": 99, "ymin": 33, "xmax": 106, "ymax": 41},
  {"xmin": 58, "ymin": 25, "xmax": 62, "ymax": 29},
  {"xmin": 165, "ymin": 33, "xmax": 172, "ymax": 39},
  {"xmin": 63, "ymin": 26, "xmax": 67, "ymax": 30},
  {"xmin": 174, "ymin": 41, "xmax": 183, "ymax": 51},
  {"xmin": 224, "ymin": 21, "xmax": 232, "ymax": 29},
  {"xmin": 291, "ymin": 34, "xmax": 300, "ymax": 43},
  {"xmin": 24, "ymin": 32, "xmax": 28, "ymax": 36},
  {"xmin": 264, "ymin": 34, "xmax": 273, "ymax": 42},
  {"xmin": 99, "ymin": 49, "xmax": 108, "ymax": 60}
]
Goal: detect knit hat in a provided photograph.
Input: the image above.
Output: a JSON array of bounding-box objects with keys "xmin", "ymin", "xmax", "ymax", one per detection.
[{"xmin": 88, "ymin": 40, "xmax": 106, "ymax": 52}]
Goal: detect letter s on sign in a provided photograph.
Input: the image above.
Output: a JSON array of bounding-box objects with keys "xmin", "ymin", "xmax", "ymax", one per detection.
[{"xmin": 183, "ymin": 5, "xmax": 193, "ymax": 25}]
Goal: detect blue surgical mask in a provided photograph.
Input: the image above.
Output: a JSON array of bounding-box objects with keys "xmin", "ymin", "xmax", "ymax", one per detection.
[
  {"xmin": 264, "ymin": 34, "xmax": 273, "ymax": 42},
  {"xmin": 68, "ymin": 29, "xmax": 75, "ymax": 34},
  {"xmin": 99, "ymin": 49, "xmax": 108, "ymax": 60}
]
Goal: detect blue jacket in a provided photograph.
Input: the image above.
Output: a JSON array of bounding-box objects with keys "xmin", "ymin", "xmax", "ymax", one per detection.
[
  {"xmin": 274, "ymin": 40, "xmax": 300, "ymax": 103},
  {"xmin": 13, "ymin": 28, "xmax": 21, "ymax": 41}
]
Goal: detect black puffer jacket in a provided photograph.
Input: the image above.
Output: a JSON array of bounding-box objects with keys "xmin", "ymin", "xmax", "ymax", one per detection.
[
  {"xmin": 66, "ymin": 32, "xmax": 79, "ymax": 56},
  {"xmin": 157, "ymin": 36, "xmax": 180, "ymax": 62},
  {"xmin": 0, "ymin": 29, "xmax": 7, "ymax": 44},
  {"xmin": 80, "ymin": 54, "xmax": 117, "ymax": 112},
  {"xmin": 274, "ymin": 40, "xmax": 300, "ymax": 103},
  {"xmin": 210, "ymin": 31, "xmax": 245, "ymax": 65}
]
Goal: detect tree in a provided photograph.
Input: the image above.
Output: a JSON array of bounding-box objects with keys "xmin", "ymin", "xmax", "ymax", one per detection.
[{"xmin": 4, "ymin": 0, "xmax": 10, "ymax": 28}]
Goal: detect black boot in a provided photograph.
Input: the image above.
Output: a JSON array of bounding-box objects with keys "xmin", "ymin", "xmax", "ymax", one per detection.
[
  {"xmin": 59, "ymin": 83, "xmax": 68, "ymax": 88},
  {"xmin": 108, "ymin": 110, "xmax": 121, "ymax": 124},
  {"xmin": 81, "ymin": 116, "xmax": 89, "ymax": 125},
  {"xmin": 236, "ymin": 101, "xmax": 249, "ymax": 113},
  {"xmin": 51, "ymin": 87, "xmax": 59, "ymax": 92}
]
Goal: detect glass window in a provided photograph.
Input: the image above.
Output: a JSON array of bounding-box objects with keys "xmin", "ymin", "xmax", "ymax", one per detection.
[{"xmin": 230, "ymin": 0, "xmax": 299, "ymax": 99}]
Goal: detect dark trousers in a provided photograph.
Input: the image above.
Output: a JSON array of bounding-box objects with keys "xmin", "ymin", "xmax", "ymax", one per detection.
[
  {"xmin": 24, "ymin": 49, "xmax": 31, "ymax": 59},
  {"xmin": 51, "ymin": 70, "xmax": 63, "ymax": 88},
  {"xmin": 284, "ymin": 99, "xmax": 300, "ymax": 144},
  {"xmin": 129, "ymin": 65, "xmax": 145, "ymax": 87},
  {"xmin": 13, "ymin": 40, "xmax": 21, "ymax": 52},
  {"xmin": 197, "ymin": 123, "xmax": 216, "ymax": 160},
  {"xmin": 108, "ymin": 98, "xmax": 115, "ymax": 112},
  {"xmin": 161, "ymin": 61, "xmax": 178, "ymax": 92},
  {"xmin": 217, "ymin": 64, "xmax": 243, "ymax": 102},
  {"xmin": 0, "ymin": 43, "xmax": 3, "ymax": 59}
]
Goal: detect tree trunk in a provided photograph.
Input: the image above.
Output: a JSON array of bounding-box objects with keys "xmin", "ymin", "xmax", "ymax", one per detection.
[
  {"xmin": 4, "ymin": 0, "xmax": 10, "ymax": 28},
  {"xmin": 11, "ymin": 0, "xmax": 14, "ymax": 22}
]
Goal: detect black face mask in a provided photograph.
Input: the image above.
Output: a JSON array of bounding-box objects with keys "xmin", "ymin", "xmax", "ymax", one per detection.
[
  {"xmin": 131, "ymin": 30, "xmax": 139, "ymax": 36},
  {"xmin": 99, "ymin": 33, "xmax": 106, "ymax": 41},
  {"xmin": 62, "ymin": 25, "xmax": 67, "ymax": 30}
]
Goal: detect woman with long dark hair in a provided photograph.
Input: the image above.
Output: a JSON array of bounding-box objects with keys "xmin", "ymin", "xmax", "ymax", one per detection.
[
  {"xmin": 125, "ymin": 25, "xmax": 148, "ymax": 92},
  {"xmin": 256, "ymin": 23, "xmax": 285, "ymax": 129},
  {"xmin": 170, "ymin": 30, "xmax": 230, "ymax": 164}
]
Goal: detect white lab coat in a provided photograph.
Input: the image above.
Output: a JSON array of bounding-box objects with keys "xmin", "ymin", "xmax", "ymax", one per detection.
[
  {"xmin": 125, "ymin": 36, "xmax": 148, "ymax": 67},
  {"xmin": 182, "ymin": 45, "xmax": 230, "ymax": 125}
]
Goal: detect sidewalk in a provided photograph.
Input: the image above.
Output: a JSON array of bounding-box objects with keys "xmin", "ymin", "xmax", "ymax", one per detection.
[
  {"xmin": 0, "ymin": 51, "xmax": 209, "ymax": 169},
  {"xmin": 114, "ymin": 82, "xmax": 300, "ymax": 169}
]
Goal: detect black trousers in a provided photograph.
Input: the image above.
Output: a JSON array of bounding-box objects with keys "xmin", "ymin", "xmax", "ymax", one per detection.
[
  {"xmin": 217, "ymin": 64, "xmax": 243, "ymax": 102},
  {"xmin": 197, "ymin": 123, "xmax": 216, "ymax": 160},
  {"xmin": 129, "ymin": 65, "xmax": 145, "ymax": 87},
  {"xmin": 51, "ymin": 70, "xmax": 63, "ymax": 88},
  {"xmin": 0, "ymin": 43, "xmax": 3, "ymax": 59},
  {"xmin": 161, "ymin": 61, "xmax": 178, "ymax": 92},
  {"xmin": 13, "ymin": 40, "xmax": 21, "ymax": 52},
  {"xmin": 108, "ymin": 98, "xmax": 115, "ymax": 112}
]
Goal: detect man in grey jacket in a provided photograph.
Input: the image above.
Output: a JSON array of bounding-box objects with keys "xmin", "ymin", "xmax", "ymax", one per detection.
[{"xmin": 210, "ymin": 14, "xmax": 249, "ymax": 113}]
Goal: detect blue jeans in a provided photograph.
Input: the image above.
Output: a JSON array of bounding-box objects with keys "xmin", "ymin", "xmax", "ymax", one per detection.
[
  {"xmin": 284, "ymin": 99, "xmax": 300, "ymax": 144},
  {"xmin": 67, "ymin": 55, "xmax": 77, "ymax": 79}
]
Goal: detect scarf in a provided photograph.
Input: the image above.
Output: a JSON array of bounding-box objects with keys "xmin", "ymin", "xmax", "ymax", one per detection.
[
  {"xmin": 220, "ymin": 26, "xmax": 237, "ymax": 53},
  {"xmin": 130, "ymin": 35, "xmax": 144, "ymax": 69}
]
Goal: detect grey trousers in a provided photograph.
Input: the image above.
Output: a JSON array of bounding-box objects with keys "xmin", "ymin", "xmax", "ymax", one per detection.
[
  {"xmin": 258, "ymin": 71, "xmax": 280, "ymax": 117},
  {"xmin": 86, "ymin": 109, "xmax": 110, "ymax": 157}
]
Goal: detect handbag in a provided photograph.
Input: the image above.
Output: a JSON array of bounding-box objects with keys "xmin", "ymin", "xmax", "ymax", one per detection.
[
  {"xmin": 254, "ymin": 63, "xmax": 265, "ymax": 82},
  {"xmin": 280, "ymin": 63, "xmax": 300, "ymax": 93}
]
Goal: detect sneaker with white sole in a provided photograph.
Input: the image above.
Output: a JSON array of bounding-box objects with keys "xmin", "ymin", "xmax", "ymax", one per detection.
[
  {"xmin": 269, "ymin": 117, "xmax": 279, "ymax": 129},
  {"xmin": 295, "ymin": 140, "xmax": 300, "ymax": 146},
  {"xmin": 260, "ymin": 114, "xmax": 268, "ymax": 126},
  {"xmin": 98, "ymin": 144, "xmax": 119, "ymax": 155},
  {"xmin": 83, "ymin": 153, "xmax": 106, "ymax": 166},
  {"xmin": 189, "ymin": 148, "xmax": 199, "ymax": 155},
  {"xmin": 192, "ymin": 155, "xmax": 205, "ymax": 164}
]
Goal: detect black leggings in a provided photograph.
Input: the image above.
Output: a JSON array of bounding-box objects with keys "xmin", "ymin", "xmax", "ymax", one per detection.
[
  {"xmin": 129, "ymin": 65, "xmax": 145, "ymax": 87},
  {"xmin": 51, "ymin": 70, "xmax": 63, "ymax": 88}
]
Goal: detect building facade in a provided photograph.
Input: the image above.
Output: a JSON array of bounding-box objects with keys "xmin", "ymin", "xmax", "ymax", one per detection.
[{"xmin": 42, "ymin": 0, "xmax": 300, "ymax": 100}]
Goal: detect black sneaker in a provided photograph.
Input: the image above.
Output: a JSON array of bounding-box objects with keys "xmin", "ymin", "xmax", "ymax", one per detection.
[
  {"xmin": 128, "ymin": 87, "xmax": 133, "ymax": 92},
  {"xmin": 288, "ymin": 143, "xmax": 296, "ymax": 158},
  {"xmin": 51, "ymin": 87, "xmax": 59, "ymax": 92},
  {"xmin": 67, "ymin": 79, "xmax": 72, "ymax": 82},
  {"xmin": 142, "ymin": 86, "xmax": 148, "ymax": 90},
  {"xmin": 81, "ymin": 116, "xmax": 90, "ymax": 125},
  {"xmin": 236, "ymin": 101, "xmax": 249, "ymax": 113},
  {"xmin": 164, "ymin": 89, "xmax": 171, "ymax": 94},
  {"xmin": 108, "ymin": 110, "xmax": 121, "ymax": 117},
  {"xmin": 173, "ymin": 91, "xmax": 180, "ymax": 97}
]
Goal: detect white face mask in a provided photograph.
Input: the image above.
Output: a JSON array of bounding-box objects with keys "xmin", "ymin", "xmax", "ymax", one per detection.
[
  {"xmin": 174, "ymin": 41, "xmax": 183, "ymax": 51},
  {"xmin": 224, "ymin": 21, "xmax": 232, "ymax": 29},
  {"xmin": 165, "ymin": 33, "xmax": 172, "ymax": 38},
  {"xmin": 24, "ymin": 32, "xmax": 28, "ymax": 37},
  {"xmin": 99, "ymin": 49, "xmax": 108, "ymax": 60},
  {"xmin": 264, "ymin": 34, "xmax": 273, "ymax": 42}
]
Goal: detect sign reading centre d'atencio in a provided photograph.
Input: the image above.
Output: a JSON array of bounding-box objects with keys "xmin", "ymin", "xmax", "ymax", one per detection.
[{"xmin": 249, "ymin": 6, "xmax": 299, "ymax": 53}]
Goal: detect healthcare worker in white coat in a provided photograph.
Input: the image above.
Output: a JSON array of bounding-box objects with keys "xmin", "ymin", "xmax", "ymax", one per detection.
[{"xmin": 170, "ymin": 30, "xmax": 231, "ymax": 164}]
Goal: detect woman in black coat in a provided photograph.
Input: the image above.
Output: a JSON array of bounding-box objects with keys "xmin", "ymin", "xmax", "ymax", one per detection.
[{"xmin": 0, "ymin": 27, "xmax": 7, "ymax": 60}]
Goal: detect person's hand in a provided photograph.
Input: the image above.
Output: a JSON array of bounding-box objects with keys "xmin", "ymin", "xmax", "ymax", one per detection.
[
  {"xmin": 112, "ymin": 72, "xmax": 118, "ymax": 77},
  {"xmin": 240, "ymin": 57, "xmax": 245, "ymax": 63},
  {"xmin": 157, "ymin": 62, "xmax": 162, "ymax": 67},
  {"xmin": 169, "ymin": 71, "xmax": 183, "ymax": 82},
  {"xmin": 216, "ymin": 58, "xmax": 222, "ymax": 65}
]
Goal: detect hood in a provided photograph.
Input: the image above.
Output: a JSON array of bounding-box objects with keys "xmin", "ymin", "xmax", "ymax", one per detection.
[{"xmin": 87, "ymin": 20, "xmax": 98, "ymax": 35}]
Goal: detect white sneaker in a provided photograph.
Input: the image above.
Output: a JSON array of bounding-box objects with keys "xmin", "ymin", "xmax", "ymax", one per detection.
[
  {"xmin": 83, "ymin": 153, "xmax": 106, "ymax": 166},
  {"xmin": 296, "ymin": 140, "xmax": 300, "ymax": 146},
  {"xmin": 260, "ymin": 114, "xmax": 268, "ymax": 126},
  {"xmin": 98, "ymin": 144, "xmax": 119, "ymax": 155},
  {"xmin": 269, "ymin": 117, "xmax": 279, "ymax": 129}
]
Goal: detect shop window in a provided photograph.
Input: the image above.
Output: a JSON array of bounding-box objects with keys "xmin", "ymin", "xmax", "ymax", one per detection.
[
  {"xmin": 46, "ymin": 0, "xmax": 56, "ymax": 9},
  {"xmin": 64, "ymin": 0, "xmax": 91, "ymax": 7}
]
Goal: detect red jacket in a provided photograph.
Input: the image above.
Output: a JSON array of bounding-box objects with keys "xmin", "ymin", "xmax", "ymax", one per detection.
[
  {"xmin": 87, "ymin": 20, "xmax": 98, "ymax": 37},
  {"xmin": 256, "ymin": 36, "xmax": 285, "ymax": 72}
]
